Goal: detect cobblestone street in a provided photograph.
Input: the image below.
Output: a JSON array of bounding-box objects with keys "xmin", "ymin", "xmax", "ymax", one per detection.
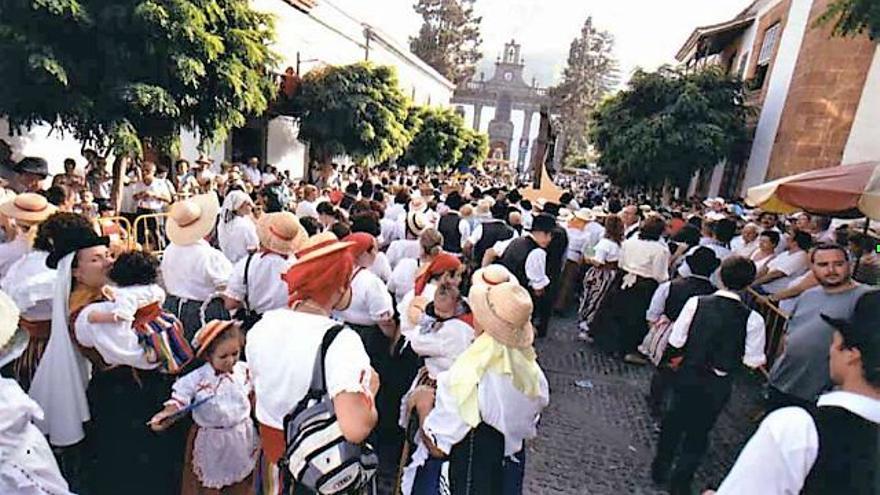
[{"xmin": 524, "ymin": 313, "xmax": 766, "ymax": 494}]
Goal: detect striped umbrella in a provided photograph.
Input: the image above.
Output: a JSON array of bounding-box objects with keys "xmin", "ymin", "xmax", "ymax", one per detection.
[{"xmin": 745, "ymin": 161, "xmax": 880, "ymax": 220}]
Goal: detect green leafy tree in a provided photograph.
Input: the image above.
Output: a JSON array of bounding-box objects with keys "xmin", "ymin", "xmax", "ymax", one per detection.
[
  {"xmin": 401, "ymin": 106, "xmax": 469, "ymax": 170},
  {"xmin": 817, "ymin": 0, "xmax": 880, "ymax": 40},
  {"xmin": 590, "ymin": 66, "xmax": 750, "ymax": 192},
  {"xmin": 291, "ymin": 62, "xmax": 413, "ymax": 171},
  {"xmin": 410, "ymin": 0, "xmax": 482, "ymax": 85},
  {"xmin": 455, "ymin": 128, "xmax": 488, "ymax": 170},
  {"xmin": 0, "ymin": 0, "xmax": 278, "ymax": 157},
  {"xmin": 553, "ymin": 16, "xmax": 619, "ymax": 162}
]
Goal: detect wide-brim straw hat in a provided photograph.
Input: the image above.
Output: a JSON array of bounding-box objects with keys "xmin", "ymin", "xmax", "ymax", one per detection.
[
  {"xmin": 573, "ymin": 208, "xmax": 593, "ymax": 222},
  {"xmin": 469, "ymin": 281, "xmax": 535, "ymax": 349},
  {"xmin": 591, "ymin": 206, "xmax": 608, "ymax": 218},
  {"xmin": 258, "ymin": 212, "xmax": 306, "ymax": 256},
  {"xmin": 558, "ymin": 208, "xmax": 573, "ymax": 223},
  {"xmin": 192, "ymin": 319, "xmax": 235, "ymax": 357},
  {"xmin": 166, "ymin": 193, "xmax": 220, "ymax": 246},
  {"xmin": 294, "ymin": 231, "xmax": 354, "ymax": 265},
  {"xmin": 0, "ymin": 193, "xmax": 57, "ymax": 224},
  {"xmin": 406, "ymin": 211, "xmax": 428, "ymax": 236},
  {"xmin": 409, "ymin": 196, "xmax": 428, "ymax": 213},
  {"xmin": 0, "ymin": 289, "xmax": 26, "ymax": 368},
  {"xmin": 471, "ymin": 264, "xmax": 515, "ymax": 288}
]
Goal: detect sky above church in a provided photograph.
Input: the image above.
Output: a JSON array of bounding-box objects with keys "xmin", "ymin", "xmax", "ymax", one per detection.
[{"xmin": 328, "ymin": 0, "xmax": 749, "ymax": 88}]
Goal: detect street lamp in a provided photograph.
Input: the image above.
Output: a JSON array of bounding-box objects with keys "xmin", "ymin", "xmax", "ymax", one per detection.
[{"xmin": 296, "ymin": 51, "xmax": 320, "ymax": 75}]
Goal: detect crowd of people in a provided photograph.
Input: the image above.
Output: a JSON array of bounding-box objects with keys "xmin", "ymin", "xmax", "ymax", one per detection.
[{"xmin": 0, "ymin": 147, "xmax": 878, "ymax": 495}]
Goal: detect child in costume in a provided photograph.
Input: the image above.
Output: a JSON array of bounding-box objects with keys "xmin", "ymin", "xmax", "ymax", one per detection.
[{"xmin": 150, "ymin": 320, "xmax": 259, "ymax": 494}]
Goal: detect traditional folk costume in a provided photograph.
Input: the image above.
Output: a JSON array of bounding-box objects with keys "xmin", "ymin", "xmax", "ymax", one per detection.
[
  {"xmin": 217, "ymin": 190, "xmax": 259, "ymax": 263},
  {"xmin": 0, "ymin": 194, "xmax": 57, "ymax": 389},
  {"xmin": 553, "ymin": 209, "xmax": 593, "ymax": 312},
  {"xmin": 577, "ymin": 235, "xmax": 620, "ymax": 334},
  {"xmin": 422, "ymin": 281, "xmax": 549, "ymax": 495},
  {"xmin": 497, "ymin": 214, "xmax": 555, "ymax": 336},
  {"xmin": 387, "ymin": 211, "xmax": 428, "ymax": 269},
  {"xmin": 169, "ymin": 321, "xmax": 259, "ymax": 494},
  {"xmin": 161, "ymin": 193, "xmax": 232, "ymax": 340}
]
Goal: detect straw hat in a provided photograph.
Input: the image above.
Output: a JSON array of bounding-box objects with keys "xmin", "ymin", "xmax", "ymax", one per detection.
[
  {"xmin": 0, "ymin": 193, "xmax": 57, "ymax": 224},
  {"xmin": 166, "ymin": 193, "xmax": 220, "ymax": 246},
  {"xmin": 406, "ymin": 211, "xmax": 428, "ymax": 236},
  {"xmin": 294, "ymin": 231, "xmax": 354, "ymax": 265},
  {"xmin": 573, "ymin": 208, "xmax": 593, "ymax": 222},
  {"xmin": 591, "ymin": 206, "xmax": 608, "ymax": 218},
  {"xmin": 192, "ymin": 320, "xmax": 236, "ymax": 358},
  {"xmin": 469, "ymin": 281, "xmax": 535, "ymax": 349},
  {"xmin": 471, "ymin": 264, "xmax": 514, "ymax": 288},
  {"xmin": 258, "ymin": 212, "xmax": 305, "ymax": 256},
  {"xmin": 558, "ymin": 208, "xmax": 573, "ymax": 223},
  {"xmin": 409, "ymin": 196, "xmax": 428, "ymax": 213},
  {"xmin": 0, "ymin": 289, "xmax": 26, "ymax": 368}
]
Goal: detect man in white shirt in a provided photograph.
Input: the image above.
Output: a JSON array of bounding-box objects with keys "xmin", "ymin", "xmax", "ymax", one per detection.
[
  {"xmin": 706, "ymin": 289, "xmax": 880, "ymax": 495},
  {"xmin": 621, "ymin": 205, "xmax": 640, "ymax": 239},
  {"xmin": 730, "ymin": 222, "xmax": 760, "ymax": 258},
  {"xmin": 132, "ymin": 162, "xmax": 173, "ymax": 250},
  {"xmin": 753, "ymin": 230, "xmax": 813, "ymax": 294},
  {"xmin": 651, "ymin": 256, "xmax": 766, "ymax": 495},
  {"xmin": 243, "ymin": 156, "xmax": 262, "ymax": 187},
  {"xmin": 295, "ymin": 185, "xmax": 320, "ymax": 219}
]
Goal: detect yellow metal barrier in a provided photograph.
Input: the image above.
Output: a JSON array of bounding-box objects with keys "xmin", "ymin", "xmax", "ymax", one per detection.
[
  {"xmin": 746, "ymin": 287, "xmax": 790, "ymax": 371},
  {"xmin": 132, "ymin": 212, "xmax": 170, "ymax": 255},
  {"xmin": 96, "ymin": 215, "xmax": 133, "ymax": 249}
]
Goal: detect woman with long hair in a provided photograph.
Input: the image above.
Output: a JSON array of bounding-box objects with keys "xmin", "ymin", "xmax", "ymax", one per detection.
[{"xmin": 577, "ymin": 214, "xmax": 624, "ymax": 341}]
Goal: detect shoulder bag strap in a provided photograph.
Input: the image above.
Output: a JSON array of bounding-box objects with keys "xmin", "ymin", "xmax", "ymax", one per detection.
[
  {"xmin": 243, "ymin": 252, "xmax": 256, "ymax": 311},
  {"xmin": 307, "ymin": 324, "xmax": 346, "ymax": 398}
]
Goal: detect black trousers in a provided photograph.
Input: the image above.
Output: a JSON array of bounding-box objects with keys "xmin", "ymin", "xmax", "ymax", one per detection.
[
  {"xmin": 648, "ymin": 365, "xmax": 678, "ymax": 418},
  {"xmin": 653, "ymin": 368, "xmax": 732, "ymax": 493}
]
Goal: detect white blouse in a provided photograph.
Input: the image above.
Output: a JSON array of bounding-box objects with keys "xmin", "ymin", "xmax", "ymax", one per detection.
[
  {"xmin": 386, "ymin": 239, "xmax": 421, "ymax": 269},
  {"xmin": 423, "ymin": 367, "xmax": 550, "ymax": 457},
  {"xmin": 74, "ymin": 304, "xmax": 158, "ymax": 370},
  {"xmin": 1, "ymin": 251, "xmax": 55, "ymax": 321},
  {"xmin": 217, "ymin": 215, "xmax": 259, "ymax": 263},
  {"xmin": 161, "ymin": 241, "xmax": 233, "ymax": 301},
  {"xmin": 104, "ymin": 284, "xmax": 165, "ymax": 321},
  {"xmin": 245, "ymin": 309, "xmax": 373, "ymax": 430},
  {"xmin": 0, "ymin": 237, "xmax": 29, "ymax": 279},
  {"xmin": 370, "ymin": 251, "xmax": 393, "ymax": 283},
  {"xmin": 0, "ymin": 378, "xmax": 73, "ymax": 495},
  {"xmin": 388, "ymin": 258, "xmax": 420, "ymax": 304},
  {"xmin": 592, "ymin": 238, "xmax": 621, "ymax": 264},
  {"xmin": 168, "ymin": 362, "xmax": 253, "ymax": 429},
  {"xmin": 405, "ymin": 313, "xmax": 475, "ymax": 378},
  {"xmin": 333, "ymin": 268, "xmax": 394, "ymax": 327},
  {"xmin": 225, "ymin": 252, "xmax": 294, "ymax": 314}
]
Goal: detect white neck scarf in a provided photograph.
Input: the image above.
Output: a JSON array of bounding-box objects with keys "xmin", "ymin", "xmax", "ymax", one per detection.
[{"xmin": 28, "ymin": 253, "xmax": 91, "ymax": 447}]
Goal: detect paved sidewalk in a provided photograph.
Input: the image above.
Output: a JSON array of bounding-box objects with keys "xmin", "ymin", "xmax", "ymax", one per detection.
[{"xmin": 524, "ymin": 314, "xmax": 766, "ymax": 494}]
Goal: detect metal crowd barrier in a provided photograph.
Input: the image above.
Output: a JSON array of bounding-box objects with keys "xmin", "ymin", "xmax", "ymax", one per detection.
[
  {"xmin": 132, "ymin": 212, "xmax": 170, "ymax": 256},
  {"xmin": 745, "ymin": 287, "xmax": 790, "ymax": 374},
  {"xmin": 96, "ymin": 215, "xmax": 133, "ymax": 249}
]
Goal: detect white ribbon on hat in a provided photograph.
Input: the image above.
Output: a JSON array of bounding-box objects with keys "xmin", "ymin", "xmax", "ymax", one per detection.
[{"xmin": 29, "ymin": 253, "xmax": 92, "ymax": 447}]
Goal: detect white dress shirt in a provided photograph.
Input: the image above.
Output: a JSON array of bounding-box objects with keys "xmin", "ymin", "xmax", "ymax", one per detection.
[
  {"xmin": 246, "ymin": 310, "xmax": 373, "ymax": 429},
  {"xmin": 715, "ymin": 391, "xmax": 880, "ymax": 494},
  {"xmin": 217, "ymin": 215, "xmax": 259, "ymax": 263},
  {"xmin": 386, "ymin": 239, "xmax": 421, "ymax": 269},
  {"xmin": 333, "ymin": 268, "xmax": 394, "ymax": 326},
  {"xmin": 423, "ymin": 367, "xmax": 550, "ymax": 457},
  {"xmin": 243, "ymin": 166, "xmax": 262, "ymax": 186},
  {"xmin": 225, "ymin": 252, "xmax": 295, "ymax": 314},
  {"xmin": 132, "ymin": 179, "xmax": 172, "ymax": 211},
  {"xmin": 0, "ymin": 378, "xmax": 74, "ymax": 495},
  {"xmin": 492, "ymin": 235, "xmax": 550, "ymax": 290},
  {"xmin": 667, "ymin": 289, "xmax": 766, "ymax": 373},
  {"xmin": 161, "ymin": 241, "xmax": 233, "ymax": 301}
]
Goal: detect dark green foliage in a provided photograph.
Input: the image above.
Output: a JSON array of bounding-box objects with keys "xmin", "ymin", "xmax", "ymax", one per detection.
[
  {"xmin": 0, "ymin": 0, "xmax": 278, "ymax": 156},
  {"xmin": 816, "ymin": 0, "xmax": 880, "ymax": 40},
  {"xmin": 590, "ymin": 66, "xmax": 751, "ymax": 188},
  {"xmin": 400, "ymin": 106, "xmax": 486, "ymax": 170},
  {"xmin": 409, "ymin": 0, "xmax": 482, "ymax": 85},
  {"xmin": 291, "ymin": 62, "xmax": 413, "ymax": 166}
]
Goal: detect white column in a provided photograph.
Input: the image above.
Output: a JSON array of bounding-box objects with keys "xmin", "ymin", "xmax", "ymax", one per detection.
[{"xmin": 843, "ymin": 45, "xmax": 880, "ymax": 164}]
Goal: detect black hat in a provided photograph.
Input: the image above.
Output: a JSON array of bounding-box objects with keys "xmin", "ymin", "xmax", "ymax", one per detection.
[
  {"xmin": 529, "ymin": 214, "xmax": 556, "ymax": 233},
  {"xmin": 542, "ymin": 202, "xmax": 561, "ymax": 218},
  {"xmin": 15, "ymin": 157, "xmax": 49, "ymax": 177},
  {"xmin": 46, "ymin": 226, "xmax": 110, "ymax": 269},
  {"xmin": 445, "ymin": 191, "xmax": 463, "ymax": 211},
  {"xmin": 685, "ymin": 246, "xmax": 721, "ymax": 277},
  {"xmin": 821, "ymin": 290, "xmax": 880, "ymax": 335}
]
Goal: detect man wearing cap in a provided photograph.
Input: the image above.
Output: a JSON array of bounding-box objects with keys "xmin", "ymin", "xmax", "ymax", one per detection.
[
  {"xmin": 707, "ymin": 289, "xmax": 880, "ymax": 494},
  {"xmin": 3, "ymin": 157, "xmax": 49, "ymax": 194},
  {"xmin": 437, "ymin": 191, "xmax": 471, "ymax": 256},
  {"xmin": 766, "ymin": 243, "xmax": 872, "ymax": 412}
]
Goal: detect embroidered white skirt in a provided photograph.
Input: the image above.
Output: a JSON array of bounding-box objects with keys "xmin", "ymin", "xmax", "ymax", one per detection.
[{"xmin": 192, "ymin": 419, "xmax": 259, "ymax": 489}]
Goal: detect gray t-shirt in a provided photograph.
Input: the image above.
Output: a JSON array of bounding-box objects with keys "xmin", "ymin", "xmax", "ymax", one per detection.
[{"xmin": 769, "ymin": 283, "xmax": 872, "ymax": 401}]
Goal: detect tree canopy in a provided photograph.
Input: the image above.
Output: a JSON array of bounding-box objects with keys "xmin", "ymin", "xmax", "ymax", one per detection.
[
  {"xmin": 590, "ymin": 66, "xmax": 751, "ymax": 190},
  {"xmin": 400, "ymin": 106, "xmax": 486, "ymax": 170},
  {"xmin": 291, "ymin": 62, "xmax": 414, "ymax": 166},
  {"xmin": 0, "ymin": 0, "xmax": 278, "ymax": 156},
  {"xmin": 553, "ymin": 16, "xmax": 618, "ymax": 167},
  {"xmin": 817, "ymin": 0, "xmax": 880, "ymax": 40},
  {"xmin": 409, "ymin": 0, "xmax": 482, "ymax": 85}
]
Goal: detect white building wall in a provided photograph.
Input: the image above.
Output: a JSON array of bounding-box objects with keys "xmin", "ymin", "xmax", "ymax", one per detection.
[
  {"xmin": 266, "ymin": 116, "xmax": 307, "ymax": 177},
  {"xmin": 741, "ymin": 0, "xmax": 815, "ymax": 194},
  {"xmin": 843, "ymin": 45, "xmax": 880, "ymax": 165}
]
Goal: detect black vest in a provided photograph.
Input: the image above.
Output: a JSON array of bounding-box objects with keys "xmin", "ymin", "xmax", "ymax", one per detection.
[
  {"xmin": 474, "ymin": 221, "xmax": 513, "ymax": 264},
  {"xmin": 681, "ymin": 295, "xmax": 751, "ymax": 375},
  {"xmin": 439, "ymin": 212, "xmax": 463, "ymax": 254},
  {"xmin": 499, "ymin": 236, "xmax": 540, "ymax": 289},
  {"xmin": 802, "ymin": 405, "xmax": 880, "ymax": 494},
  {"xmin": 665, "ymin": 276, "xmax": 716, "ymax": 321}
]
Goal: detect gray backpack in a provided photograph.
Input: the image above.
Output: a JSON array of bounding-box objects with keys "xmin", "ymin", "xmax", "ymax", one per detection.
[{"xmin": 280, "ymin": 325, "xmax": 378, "ymax": 494}]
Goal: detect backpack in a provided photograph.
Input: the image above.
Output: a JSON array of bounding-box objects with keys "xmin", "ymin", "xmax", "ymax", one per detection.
[{"xmin": 280, "ymin": 324, "xmax": 378, "ymax": 494}]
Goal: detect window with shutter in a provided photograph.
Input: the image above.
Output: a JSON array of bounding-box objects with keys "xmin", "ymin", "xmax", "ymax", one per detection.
[{"xmin": 757, "ymin": 23, "xmax": 781, "ymax": 66}]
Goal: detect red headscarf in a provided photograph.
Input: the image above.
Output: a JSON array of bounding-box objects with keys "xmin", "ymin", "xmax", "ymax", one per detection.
[
  {"xmin": 343, "ymin": 232, "xmax": 375, "ymax": 258},
  {"xmin": 414, "ymin": 253, "xmax": 462, "ymax": 296},
  {"xmin": 283, "ymin": 248, "xmax": 354, "ymax": 307}
]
